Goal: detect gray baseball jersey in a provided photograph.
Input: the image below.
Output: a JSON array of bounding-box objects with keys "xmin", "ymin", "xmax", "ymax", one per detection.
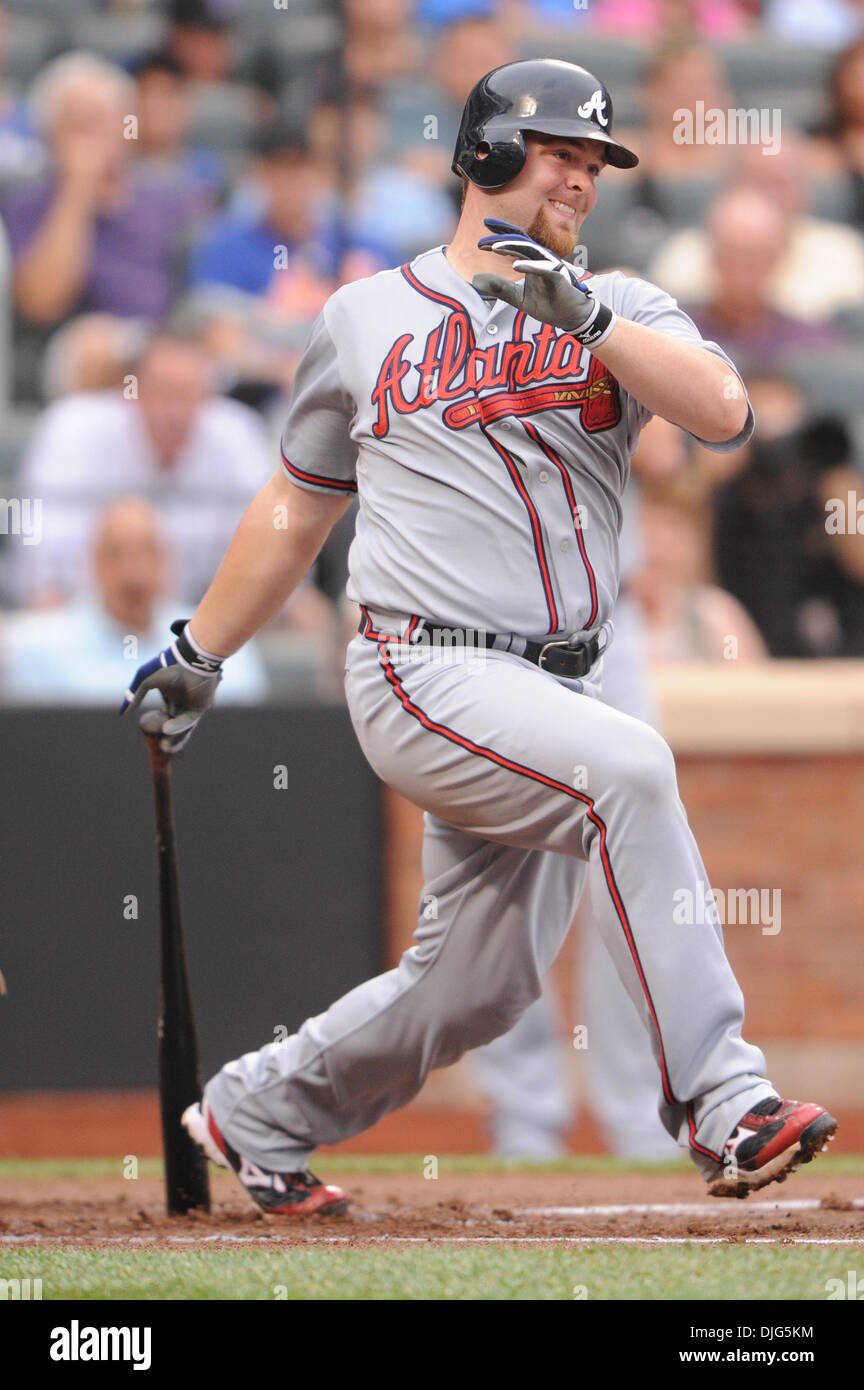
[
  {"xmin": 205, "ymin": 247, "xmax": 775, "ymax": 1179},
  {"xmin": 279, "ymin": 247, "xmax": 753, "ymax": 639}
]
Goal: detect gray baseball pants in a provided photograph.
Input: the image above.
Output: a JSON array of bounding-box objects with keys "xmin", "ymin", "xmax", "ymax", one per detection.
[{"xmin": 204, "ymin": 622, "xmax": 774, "ymax": 1178}]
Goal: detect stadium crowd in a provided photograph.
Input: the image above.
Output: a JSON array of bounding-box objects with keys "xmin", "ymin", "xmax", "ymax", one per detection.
[{"xmin": 0, "ymin": 0, "xmax": 863, "ymax": 704}]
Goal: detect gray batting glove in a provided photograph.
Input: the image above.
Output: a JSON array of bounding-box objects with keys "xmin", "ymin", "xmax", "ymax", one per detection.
[
  {"xmin": 473, "ymin": 219, "xmax": 617, "ymax": 346},
  {"xmin": 120, "ymin": 619, "xmax": 223, "ymax": 754}
]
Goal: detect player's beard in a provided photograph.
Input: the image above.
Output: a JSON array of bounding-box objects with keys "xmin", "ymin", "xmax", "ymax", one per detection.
[{"xmin": 526, "ymin": 204, "xmax": 581, "ymax": 260}]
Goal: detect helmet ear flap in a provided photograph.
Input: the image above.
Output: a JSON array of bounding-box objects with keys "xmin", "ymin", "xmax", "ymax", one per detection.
[{"xmin": 462, "ymin": 131, "xmax": 526, "ymax": 189}]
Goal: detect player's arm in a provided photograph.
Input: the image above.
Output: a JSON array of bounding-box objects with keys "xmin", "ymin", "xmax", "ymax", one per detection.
[
  {"xmin": 588, "ymin": 320, "xmax": 746, "ymax": 444},
  {"xmin": 119, "ymin": 471, "xmax": 350, "ymax": 749},
  {"xmin": 191, "ymin": 470, "xmax": 350, "ymax": 656},
  {"xmin": 120, "ymin": 299, "xmax": 357, "ymax": 749},
  {"xmin": 474, "ymin": 221, "xmax": 749, "ymax": 445}
]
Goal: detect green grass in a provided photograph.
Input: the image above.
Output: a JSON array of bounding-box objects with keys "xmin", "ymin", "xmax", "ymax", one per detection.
[
  {"xmin": 3, "ymin": 1244, "xmax": 863, "ymax": 1301},
  {"xmin": 4, "ymin": 1153, "xmax": 864, "ymax": 1181}
]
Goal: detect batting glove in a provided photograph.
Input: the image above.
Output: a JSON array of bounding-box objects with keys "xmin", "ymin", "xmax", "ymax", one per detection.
[
  {"xmin": 473, "ymin": 218, "xmax": 617, "ymax": 347},
  {"xmin": 119, "ymin": 619, "xmax": 223, "ymax": 753}
]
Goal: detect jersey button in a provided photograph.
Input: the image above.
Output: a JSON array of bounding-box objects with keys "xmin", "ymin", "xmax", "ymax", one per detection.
[
  {"xmin": 486, "ymin": 323, "xmax": 499, "ymax": 335},
  {"xmin": 538, "ymin": 469, "xmax": 549, "ymax": 482},
  {"xmin": 560, "ymin": 539, "xmax": 570, "ymax": 552}
]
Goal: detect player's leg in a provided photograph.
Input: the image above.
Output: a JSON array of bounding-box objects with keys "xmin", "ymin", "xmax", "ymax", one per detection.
[
  {"xmin": 203, "ymin": 810, "xmax": 587, "ymax": 1172},
  {"xmin": 579, "ymin": 593, "xmax": 678, "ymax": 1157},
  {"xmin": 341, "ymin": 635, "xmax": 819, "ymax": 1181},
  {"xmin": 468, "ymin": 593, "xmax": 675, "ymax": 1161},
  {"xmin": 197, "ymin": 633, "xmax": 833, "ymax": 1196},
  {"xmin": 580, "ymin": 905, "xmax": 678, "ymax": 1158},
  {"xmin": 466, "ymin": 850, "xmax": 581, "ymax": 1159}
]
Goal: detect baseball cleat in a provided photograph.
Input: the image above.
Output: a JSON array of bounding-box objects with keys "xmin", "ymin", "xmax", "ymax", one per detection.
[
  {"xmin": 707, "ymin": 1096, "xmax": 838, "ymax": 1199},
  {"xmin": 182, "ymin": 1101, "xmax": 348, "ymax": 1216}
]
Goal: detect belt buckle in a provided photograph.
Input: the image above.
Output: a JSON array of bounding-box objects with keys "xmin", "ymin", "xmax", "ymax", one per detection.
[{"xmin": 537, "ymin": 638, "xmax": 589, "ymax": 678}]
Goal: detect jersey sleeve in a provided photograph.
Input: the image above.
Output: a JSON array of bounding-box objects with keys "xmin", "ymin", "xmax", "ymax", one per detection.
[
  {"xmin": 612, "ymin": 273, "xmax": 755, "ymax": 454},
  {"xmin": 279, "ymin": 302, "xmax": 358, "ymax": 494}
]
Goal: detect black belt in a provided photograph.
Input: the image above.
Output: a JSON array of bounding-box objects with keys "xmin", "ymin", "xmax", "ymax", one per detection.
[{"xmin": 359, "ymin": 614, "xmax": 604, "ymax": 679}]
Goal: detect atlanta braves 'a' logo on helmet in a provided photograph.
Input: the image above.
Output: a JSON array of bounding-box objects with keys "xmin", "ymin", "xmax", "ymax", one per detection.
[{"xmin": 576, "ymin": 89, "xmax": 609, "ymax": 128}]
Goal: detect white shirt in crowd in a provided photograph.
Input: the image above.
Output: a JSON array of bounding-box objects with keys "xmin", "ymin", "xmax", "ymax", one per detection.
[{"xmin": 15, "ymin": 390, "xmax": 272, "ymax": 606}]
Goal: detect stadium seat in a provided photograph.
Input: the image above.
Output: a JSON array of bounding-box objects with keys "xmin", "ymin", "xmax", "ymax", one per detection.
[
  {"xmin": 3, "ymin": 0, "xmax": 90, "ymax": 18},
  {"xmin": 187, "ymin": 82, "xmax": 259, "ymax": 153},
  {"xmin": 719, "ymin": 38, "xmax": 833, "ymax": 134},
  {"xmin": 0, "ymin": 410, "xmax": 39, "ymax": 488},
  {"xmin": 236, "ymin": 5, "xmax": 340, "ymax": 61},
  {"xmin": 645, "ymin": 176, "xmax": 725, "ymax": 228},
  {"xmin": 808, "ymin": 176, "xmax": 861, "ymax": 224},
  {"xmin": 831, "ymin": 304, "xmax": 864, "ymax": 343},
  {"xmin": 719, "ymin": 38, "xmax": 834, "ymax": 96},
  {"xmin": 517, "ymin": 32, "xmax": 650, "ymax": 87},
  {"xmin": 66, "ymin": 12, "xmax": 167, "ymax": 66},
  {"xmin": 4, "ymin": 15, "xmax": 56, "ymax": 86}
]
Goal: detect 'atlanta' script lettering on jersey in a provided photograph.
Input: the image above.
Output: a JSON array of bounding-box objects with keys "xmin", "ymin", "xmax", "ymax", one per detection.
[{"xmin": 371, "ymin": 310, "xmax": 621, "ymax": 438}]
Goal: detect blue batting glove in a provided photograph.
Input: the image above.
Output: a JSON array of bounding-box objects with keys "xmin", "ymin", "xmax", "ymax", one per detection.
[{"xmin": 120, "ymin": 619, "xmax": 223, "ymax": 753}]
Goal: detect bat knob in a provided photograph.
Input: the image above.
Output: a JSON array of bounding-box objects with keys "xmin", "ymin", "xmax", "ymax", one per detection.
[{"xmin": 139, "ymin": 709, "xmax": 167, "ymax": 737}]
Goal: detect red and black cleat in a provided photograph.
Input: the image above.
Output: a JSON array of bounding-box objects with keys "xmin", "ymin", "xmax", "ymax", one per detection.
[
  {"xmin": 182, "ymin": 1101, "xmax": 348, "ymax": 1216},
  {"xmin": 708, "ymin": 1096, "xmax": 838, "ymax": 1199}
]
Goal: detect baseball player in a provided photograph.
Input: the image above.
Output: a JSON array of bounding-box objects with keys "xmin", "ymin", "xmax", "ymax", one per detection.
[{"xmin": 122, "ymin": 60, "xmax": 837, "ymax": 1215}]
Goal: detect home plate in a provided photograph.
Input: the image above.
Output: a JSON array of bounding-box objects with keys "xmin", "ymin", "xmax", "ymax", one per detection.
[{"xmin": 515, "ymin": 1198, "xmax": 864, "ymax": 1219}]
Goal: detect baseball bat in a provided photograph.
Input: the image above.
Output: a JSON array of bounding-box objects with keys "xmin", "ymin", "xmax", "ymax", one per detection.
[{"xmin": 141, "ymin": 711, "xmax": 211, "ymax": 1215}]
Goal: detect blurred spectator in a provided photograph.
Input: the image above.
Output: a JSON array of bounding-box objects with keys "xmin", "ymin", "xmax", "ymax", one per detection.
[
  {"xmin": 764, "ymin": 0, "xmax": 864, "ymax": 50},
  {"xmin": 169, "ymin": 287, "xmax": 310, "ymax": 412},
  {"xmin": 631, "ymin": 40, "xmax": 737, "ymax": 182},
  {"xmin": 2, "ymin": 52, "xmax": 201, "ymax": 326},
  {"xmin": 807, "ymin": 442, "xmax": 864, "ymax": 654},
  {"xmin": 0, "ymin": 496, "xmax": 269, "ymax": 705},
  {"xmin": 188, "ymin": 121, "xmax": 389, "ymax": 310},
  {"xmin": 582, "ymin": 0, "xmax": 751, "ymax": 38},
  {"xmin": 811, "ymin": 37, "xmax": 864, "ymax": 223},
  {"xmin": 686, "ymin": 189, "xmax": 840, "ymax": 368},
  {"xmin": 342, "ymin": 0, "xmax": 420, "ymax": 91},
  {"xmin": 131, "ymin": 50, "xmax": 224, "ymax": 212},
  {"xmin": 166, "ymin": 0, "xmax": 239, "ymax": 83},
  {"xmin": 165, "ymin": 0, "xmax": 282, "ymax": 127},
  {"xmin": 631, "ymin": 477, "xmax": 769, "ymax": 661},
  {"xmin": 598, "ymin": 40, "xmax": 739, "ymax": 271},
  {"xmin": 14, "ymin": 332, "xmax": 270, "ymax": 607},
  {"xmin": 648, "ymin": 134, "xmax": 864, "ymax": 324},
  {"xmin": 40, "ymin": 313, "xmax": 146, "ymax": 400},
  {"xmin": 709, "ymin": 374, "xmax": 853, "ymax": 655},
  {"xmin": 380, "ymin": 14, "xmax": 514, "ymax": 183},
  {"xmin": 311, "ymin": 87, "xmax": 456, "ymax": 263}
]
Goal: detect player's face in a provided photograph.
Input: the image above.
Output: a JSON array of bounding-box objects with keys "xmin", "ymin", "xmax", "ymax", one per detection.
[{"xmin": 493, "ymin": 136, "xmax": 604, "ymax": 259}]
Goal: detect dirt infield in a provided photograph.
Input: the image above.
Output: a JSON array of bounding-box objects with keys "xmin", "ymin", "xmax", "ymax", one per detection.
[{"xmin": 2, "ymin": 1170, "xmax": 862, "ymax": 1248}]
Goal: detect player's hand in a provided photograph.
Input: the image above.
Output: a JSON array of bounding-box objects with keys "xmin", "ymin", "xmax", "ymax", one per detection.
[
  {"xmin": 472, "ymin": 219, "xmax": 615, "ymax": 346},
  {"xmin": 119, "ymin": 619, "xmax": 224, "ymax": 754}
]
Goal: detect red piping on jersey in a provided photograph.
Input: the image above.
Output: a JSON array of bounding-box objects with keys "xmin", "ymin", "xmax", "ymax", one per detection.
[
  {"xmin": 280, "ymin": 445, "xmax": 357, "ymax": 493},
  {"xmin": 400, "ymin": 260, "xmax": 561, "ymax": 637},
  {"xmin": 520, "ymin": 419, "xmax": 599, "ymax": 629},
  {"xmin": 370, "ymin": 635, "xmax": 676, "ymax": 1111},
  {"xmin": 359, "ymin": 605, "xmax": 422, "ymax": 644},
  {"xmin": 481, "ymin": 426, "xmax": 559, "ymax": 634}
]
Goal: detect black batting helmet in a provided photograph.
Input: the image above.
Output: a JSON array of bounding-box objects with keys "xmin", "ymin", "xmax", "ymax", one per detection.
[{"xmin": 452, "ymin": 58, "xmax": 639, "ymax": 189}]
